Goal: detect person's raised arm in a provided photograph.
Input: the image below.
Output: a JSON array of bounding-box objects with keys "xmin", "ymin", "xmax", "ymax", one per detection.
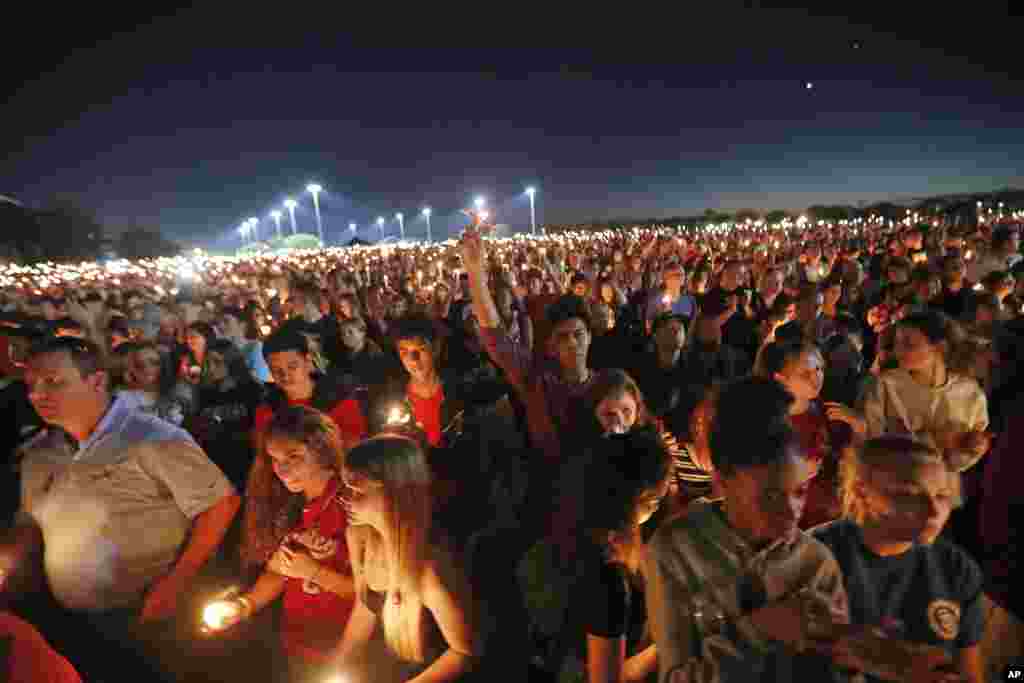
[
  {"xmin": 459, "ymin": 227, "xmax": 531, "ymax": 394},
  {"xmin": 460, "ymin": 226, "xmax": 500, "ymax": 329}
]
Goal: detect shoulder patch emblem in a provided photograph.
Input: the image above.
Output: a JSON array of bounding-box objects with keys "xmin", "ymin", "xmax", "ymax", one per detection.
[{"xmin": 927, "ymin": 599, "xmax": 960, "ymax": 641}]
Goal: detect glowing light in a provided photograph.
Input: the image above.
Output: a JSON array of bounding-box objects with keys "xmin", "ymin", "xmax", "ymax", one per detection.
[
  {"xmin": 422, "ymin": 207, "xmax": 431, "ymax": 217},
  {"xmin": 525, "ymin": 187, "xmax": 536, "ymax": 197},
  {"xmin": 283, "ymin": 199, "xmax": 298, "ymax": 210},
  {"xmin": 474, "ymin": 197, "xmax": 486, "ymax": 210},
  {"xmin": 306, "ymin": 183, "xmax": 323, "ymax": 195},
  {"xmin": 202, "ymin": 600, "xmax": 241, "ymax": 631},
  {"xmin": 386, "ymin": 404, "xmax": 411, "ymax": 426}
]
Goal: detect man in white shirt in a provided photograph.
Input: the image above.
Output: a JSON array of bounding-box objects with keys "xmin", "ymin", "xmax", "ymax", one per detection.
[{"xmin": 3, "ymin": 337, "xmax": 240, "ymax": 681}]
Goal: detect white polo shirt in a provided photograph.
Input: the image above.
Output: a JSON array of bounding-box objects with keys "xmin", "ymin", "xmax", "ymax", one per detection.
[{"xmin": 18, "ymin": 396, "xmax": 234, "ymax": 611}]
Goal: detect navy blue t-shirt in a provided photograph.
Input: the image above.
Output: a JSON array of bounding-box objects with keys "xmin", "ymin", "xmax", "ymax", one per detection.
[{"xmin": 813, "ymin": 519, "xmax": 984, "ymax": 674}]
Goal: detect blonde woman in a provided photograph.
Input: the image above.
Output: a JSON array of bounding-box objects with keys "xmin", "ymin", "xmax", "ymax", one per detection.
[
  {"xmin": 336, "ymin": 436, "xmax": 479, "ymax": 682},
  {"xmin": 812, "ymin": 436, "xmax": 985, "ymax": 683}
]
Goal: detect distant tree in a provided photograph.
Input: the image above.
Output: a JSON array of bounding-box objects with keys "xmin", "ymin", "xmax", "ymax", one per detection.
[
  {"xmin": 281, "ymin": 234, "xmax": 322, "ymax": 251},
  {"xmin": 764, "ymin": 209, "xmax": 790, "ymax": 224},
  {"xmin": 702, "ymin": 208, "xmax": 732, "ymax": 224},
  {"xmin": 807, "ymin": 205, "xmax": 854, "ymax": 222},
  {"xmin": 733, "ymin": 208, "xmax": 762, "ymax": 223},
  {"xmin": 116, "ymin": 228, "xmax": 181, "ymax": 260},
  {"xmin": 862, "ymin": 202, "xmax": 902, "ymax": 221},
  {"xmin": 36, "ymin": 199, "xmax": 105, "ymax": 262}
]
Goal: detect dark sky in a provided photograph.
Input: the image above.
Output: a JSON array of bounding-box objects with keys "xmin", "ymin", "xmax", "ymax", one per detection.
[{"xmin": 2, "ymin": 7, "xmax": 1022, "ymax": 249}]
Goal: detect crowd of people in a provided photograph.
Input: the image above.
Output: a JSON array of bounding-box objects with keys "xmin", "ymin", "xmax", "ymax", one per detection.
[{"xmin": 0, "ymin": 211, "xmax": 1022, "ymax": 682}]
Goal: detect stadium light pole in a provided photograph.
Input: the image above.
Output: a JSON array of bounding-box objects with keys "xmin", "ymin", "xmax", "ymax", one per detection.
[
  {"xmin": 526, "ymin": 186, "xmax": 537, "ymax": 235},
  {"xmin": 284, "ymin": 198, "xmax": 298, "ymax": 235},
  {"xmin": 270, "ymin": 210, "xmax": 283, "ymax": 239},
  {"xmin": 349, "ymin": 222, "xmax": 357, "ymax": 236},
  {"xmin": 377, "ymin": 216, "xmax": 385, "ymax": 241},
  {"xmin": 396, "ymin": 212, "xmax": 404, "ymax": 240},
  {"xmin": 422, "ymin": 207, "xmax": 431, "ymax": 243},
  {"xmin": 474, "ymin": 196, "xmax": 485, "ymax": 212},
  {"xmin": 247, "ymin": 217, "xmax": 260, "ymax": 242},
  {"xmin": 306, "ymin": 183, "xmax": 324, "ymax": 243},
  {"xmin": 238, "ymin": 224, "xmax": 249, "ymax": 245}
]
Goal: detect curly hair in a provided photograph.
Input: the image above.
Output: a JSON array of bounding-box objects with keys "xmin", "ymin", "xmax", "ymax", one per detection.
[{"xmin": 241, "ymin": 406, "xmax": 346, "ymax": 571}]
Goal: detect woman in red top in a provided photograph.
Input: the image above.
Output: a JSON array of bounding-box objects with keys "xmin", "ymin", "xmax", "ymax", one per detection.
[
  {"xmin": 757, "ymin": 339, "xmax": 850, "ymax": 528},
  {"xmin": 203, "ymin": 406, "xmax": 356, "ymax": 681}
]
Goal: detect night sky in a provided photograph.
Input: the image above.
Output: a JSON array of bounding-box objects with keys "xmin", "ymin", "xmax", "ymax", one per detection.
[{"xmin": 2, "ymin": 7, "xmax": 1022, "ymax": 249}]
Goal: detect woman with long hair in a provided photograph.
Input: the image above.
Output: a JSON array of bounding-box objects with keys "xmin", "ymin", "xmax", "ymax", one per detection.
[
  {"xmin": 757, "ymin": 339, "xmax": 850, "ymax": 528},
  {"xmin": 187, "ymin": 338, "xmax": 265, "ymax": 488},
  {"xmin": 120, "ymin": 341, "xmax": 195, "ymax": 425},
  {"xmin": 336, "ymin": 435, "xmax": 480, "ymax": 682},
  {"xmin": 181, "ymin": 321, "xmax": 216, "ymax": 384},
  {"xmin": 859, "ymin": 311, "xmax": 990, "ymax": 474},
  {"xmin": 206, "ymin": 406, "xmax": 355, "ymax": 680}
]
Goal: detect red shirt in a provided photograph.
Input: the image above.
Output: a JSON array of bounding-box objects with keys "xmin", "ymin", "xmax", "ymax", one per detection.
[
  {"xmin": 279, "ymin": 477, "xmax": 355, "ymax": 661},
  {"xmin": 0, "ymin": 611, "xmax": 82, "ymax": 683},
  {"xmin": 790, "ymin": 402, "xmax": 847, "ymax": 529},
  {"xmin": 253, "ymin": 397, "xmax": 367, "ymax": 450},
  {"xmin": 408, "ymin": 385, "xmax": 444, "ymax": 447}
]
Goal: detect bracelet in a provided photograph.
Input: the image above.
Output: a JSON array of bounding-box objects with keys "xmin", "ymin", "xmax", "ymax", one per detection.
[{"xmin": 236, "ymin": 595, "xmax": 253, "ymax": 620}]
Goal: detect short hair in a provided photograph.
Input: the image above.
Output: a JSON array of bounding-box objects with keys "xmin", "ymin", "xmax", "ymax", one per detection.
[
  {"xmin": 981, "ymin": 270, "xmax": 1011, "ymax": 289},
  {"xmin": 546, "ymin": 294, "xmax": 592, "ymax": 329},
  {"xmin": 580, "ymin": 430, "xmax": 671, "ymax": 535},
  {"xmin": 338, "ymin": 316, "xmax": 368, "ymax": 332},
  {"xmin": 756, "ymin": 339, "xmax": 820, "ymax": 378},
  {"xmin": 53, "ymin": 317, "xmax": 84, "ymax": 332},
  {"xmin": 832, "ymin": 313, "xmax": 864, "ymax": 342},
  {"xmin": 821, "ymin": 272, "xmax": 844, "ymax": 290},
  {"xmin": 391, "ymin": 315, "xmax": 438, "ymax": 345},
  {"xmin": 709, "ymin": 377, "xmax": 796, "ymax": 477},
  {"xmin": 774, "ymin": 320, "xmax": 805, "ymax": 344},
  {"xmin": 992, "ymin": 226, "xmax": 1018, "ymax": 250},
  {"xmin": 27, "ymin": 336, "xmax": 105, "ymax": 379},
  {"xmin": 796, "ymin": 282, "xmax": 822, "ymax": 303},
  {"xmin": 262, "ymin": 327, "xmax": 310, "ymax": 359},
  {"xmin": 887, "ymin": 256, "xmax": 912, "ymax": 273},
  {"xmin": 570, "ymin": 272, "xmax": 589, "ymax": 286},
  {"xmin": 107, "ymin": 317, "xmax": 132, "ymax": 337},
  {"xmin": 910, "ymin": 265, "xmax": 937, "ymax": 284},
  {"xmin": 221, "ymin": 306, "xmax": 246, "ymax": 322},
  {"xmin": 186, "ymin": 321, "xmax": 216, "ymax": 342},
  {"xmin": 290, "ymin": 281, "xmax": 324, "ymax": 305}
]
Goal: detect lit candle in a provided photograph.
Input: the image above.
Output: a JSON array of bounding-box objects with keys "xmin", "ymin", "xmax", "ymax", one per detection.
[
  {"xmin": 202, "ymin": 599, "xmax": 242, "ymax": 631},
  {"xmin": 387, "ymin": 404, "xmax": 411, "ymax": 426}
]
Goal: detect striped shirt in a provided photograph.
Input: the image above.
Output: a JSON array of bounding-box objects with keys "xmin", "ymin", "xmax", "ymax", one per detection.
[{"xmin": 643, "ymin": 499, "xmax": 849, "ymax": 683}]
